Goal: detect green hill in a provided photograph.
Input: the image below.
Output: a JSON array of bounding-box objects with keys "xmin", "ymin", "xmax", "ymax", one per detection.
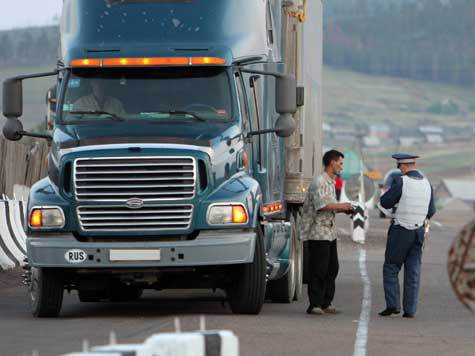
[
  {"xmin": 323, "ymin": 66, "xmax": 475, "ymax": 182},
  {"xmin": 323, "ymin": 66, "xmax": 475, "ymax": 130}
]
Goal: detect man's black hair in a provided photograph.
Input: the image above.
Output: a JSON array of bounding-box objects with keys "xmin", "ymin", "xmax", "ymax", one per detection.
[{"xmin": 323, "ymin": 149, "xmax": 344, "ymax": 167}]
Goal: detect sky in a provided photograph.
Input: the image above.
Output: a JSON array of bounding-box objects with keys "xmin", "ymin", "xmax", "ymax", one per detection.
[{"xmin": 0, "ymin": 0, "xmax": 63, "ymax": 30}]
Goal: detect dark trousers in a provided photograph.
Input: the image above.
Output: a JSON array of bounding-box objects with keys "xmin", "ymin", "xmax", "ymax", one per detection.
[
  {"xmin": 307, "ymin": 240, "xmax": 339, "ymax": 308},
  {"xmin": 383, "ymin": 224, "xmax": 424, "ymax": 314}
]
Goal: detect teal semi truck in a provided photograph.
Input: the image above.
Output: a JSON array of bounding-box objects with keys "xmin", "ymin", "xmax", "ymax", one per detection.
[{"xmin": 2, "ymin": 0, "xmax": 322, "ymax": 317}]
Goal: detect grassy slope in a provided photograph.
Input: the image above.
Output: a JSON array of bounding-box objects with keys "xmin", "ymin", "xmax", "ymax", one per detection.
[
  {"xmin": 322, "ymin": 67, "xmax": 475, "ymax": 182},
  {"xmin": 323, "ymin": 66, "xmax": 475, "ymax": 129}
]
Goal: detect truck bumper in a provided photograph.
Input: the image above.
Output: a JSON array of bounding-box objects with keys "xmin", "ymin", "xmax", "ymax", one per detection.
[{"xmin": 27, "ymin": 230, "xmax": 256, "ymax": 268}]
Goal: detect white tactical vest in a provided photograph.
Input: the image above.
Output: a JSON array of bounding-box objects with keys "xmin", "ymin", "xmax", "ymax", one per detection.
[{"xmin": 394, "ymin": 175, "xmax": 431, "ymax": 230}]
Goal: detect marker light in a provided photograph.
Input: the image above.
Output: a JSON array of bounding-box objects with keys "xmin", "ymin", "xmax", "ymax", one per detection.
[
  {"xmin": 29, "ymin": 208, "xmax": 65, "ymax": 229},
  {"xmin": 207, "ymin": 204, "xmax": 248, "ymax": 225},
  {"xmin": 70, "ymin": 58, "xmax": 101, "ymax": 67},
  {"xmin": 30, "ymin": 209, "xmax": 42, "ymax": 227},
  {"xmin": 263, "ymin": 202, "xmax": 284, "ymax": 214},
  {"xmin": 69, "ymin": 57, "xmax": 226, "ymax": 67},
  {"xmin": 232, "ymin": 206, "xmax": 248, "ymax": 224},
  {"xmin": 102, "ymin": 57, "xmax": 189, "ymax": 66},
  {"xmin": 191, "ymin": 57, "xmax": 226, "ymax": 65}
]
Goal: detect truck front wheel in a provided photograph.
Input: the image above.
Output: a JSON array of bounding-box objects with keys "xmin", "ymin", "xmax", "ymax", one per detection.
[
  {"xmin": 267, "ymin": 214, "xmax": 298, "ymax": 303},
  {"xmin": 29, "ymin": 267, "xmax": 64, "ymax": 318},
  {"xmin": 228, "ymin": 225, "xmax": 266, "ymax": 314}
]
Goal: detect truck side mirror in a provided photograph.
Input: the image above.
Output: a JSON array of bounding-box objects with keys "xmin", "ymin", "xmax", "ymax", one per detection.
[
  {"xmin": 275, "ymin": 75, "xmax": 297, "ymax": 114},
  {"xmin": 3, "ymin": 78, "xmax": 24, "ymax": 141},
  {"xmin": 3, "ymin": 78, "xmax": 23, "ymax": 119},
  {"xmin": 3, "ymin": 118, "xmax": 24, "ymax": 141},
  {"xmin": 275, "ymin": 75, "xmax": 297, "ymax": 137},
  {"xmin": 296, "ymin": 86, "xmax": 305, "ymax": 107}
]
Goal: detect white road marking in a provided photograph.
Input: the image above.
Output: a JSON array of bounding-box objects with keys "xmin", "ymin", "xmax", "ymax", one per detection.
[
  {"xmin": 431, "ymin": 220, "xmax": 443, "ymax": 227},
  {"xmin": 354, "ymin": 249, "xmax": 371, "ymax": 356},
  {"xmin": 338, "ymin": 227, "xmax": 350, "ymax": 235}
]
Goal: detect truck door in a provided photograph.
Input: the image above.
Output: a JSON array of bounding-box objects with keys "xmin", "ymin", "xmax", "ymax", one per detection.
[{"xmin": 235, "ymin": 72, "xmax": 259, "ymax": 178}]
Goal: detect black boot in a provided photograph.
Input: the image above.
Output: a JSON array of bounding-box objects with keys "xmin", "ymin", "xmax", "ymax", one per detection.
[{"xmin": 378, "ymin": 308, "xmax": 400, "ymax": 316}]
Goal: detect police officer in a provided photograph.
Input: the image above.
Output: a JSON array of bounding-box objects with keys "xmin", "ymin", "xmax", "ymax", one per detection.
[{"xmin": 379, "ymin": 154, "xmax": 436, "ymax": 318}]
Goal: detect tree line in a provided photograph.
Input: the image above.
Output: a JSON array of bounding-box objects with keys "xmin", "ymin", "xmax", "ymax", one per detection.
[
  {"xmin": 1, "ymin": 1, "xmax": 474, "ymax": 87},
  {"xmin": 0, "ymin": 26, "xmax": 59, "ymax": 67},
  {"xmin": 324, "ymin": 0, "xmax": 475, "ymax": 86}
]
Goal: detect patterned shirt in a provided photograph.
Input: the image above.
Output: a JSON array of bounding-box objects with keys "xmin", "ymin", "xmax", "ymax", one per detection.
[{"xmin": 300, "ymin": 172, "xmax": 338, "ymax": 241}]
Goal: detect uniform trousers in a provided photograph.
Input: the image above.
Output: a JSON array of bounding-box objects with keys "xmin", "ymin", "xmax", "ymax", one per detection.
[
  {"xmin": 307, "ymin": 239, "xmax": 339, "ymax": 308},
  {"xmin": 383, "ymin": 224, "xmax": 425, "ymax": 315}
]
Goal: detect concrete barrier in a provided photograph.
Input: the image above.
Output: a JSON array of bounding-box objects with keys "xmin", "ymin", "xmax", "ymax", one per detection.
[
  {"xmin": 62, "ymin": 329, "xmax": 239, "ymax": 356},
  {"xmin": 0, "ymin": 200, "xmax": 27, "ymax": 270}
]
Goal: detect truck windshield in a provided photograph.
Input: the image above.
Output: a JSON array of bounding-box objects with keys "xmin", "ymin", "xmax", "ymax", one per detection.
[{"xmin": 60, "ymin": 67, "xmax": 233, "ymax": 124}]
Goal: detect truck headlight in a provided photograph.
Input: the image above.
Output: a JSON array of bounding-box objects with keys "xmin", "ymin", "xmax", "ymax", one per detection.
[
  {"xmin": 29, "ymin": 207, "xmax": 65, "ymax": 229},
  {"xmin": 207, "ymin": 204, "xmax": 248, "ymax": 225}
]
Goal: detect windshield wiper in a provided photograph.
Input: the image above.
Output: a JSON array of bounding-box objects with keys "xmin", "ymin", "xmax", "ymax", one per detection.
[
  {"xmin": 68, "ymin": 110, "xmax": 125, "ymax": 121},
  {"xmin": 168, "ymin": 110, "xmax": 206, "ymax": 122}
]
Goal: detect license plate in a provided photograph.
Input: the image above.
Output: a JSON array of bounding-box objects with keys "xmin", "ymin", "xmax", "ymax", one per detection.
[{"xmin": 109, "ymin": 249, "xmax": 161, "ymax": 262}]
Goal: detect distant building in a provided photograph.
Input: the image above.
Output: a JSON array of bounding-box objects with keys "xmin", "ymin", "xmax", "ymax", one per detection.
[
  {"xmin": 363, "ymin": 136, "xmax": 381, "ymax": 147},
  {"xmin": 425, "ymin": 134, "xmax": 444, "ymax": 144},
  {"xmin": 435, "ymin": 179, "xmax": 475, "ymax": 209},
  {"xmin": 419, "ymin": 125, "xmax": 445, "ymax": 144},
  {"xmin": 399, "ymin": 136, "xmax": 424, "ymax": 147},
  {"xmin": 419, "ymin": 125, "xmax": 443, "ymax": 134},
  {"xmin": 369, "ymin": 123, "xmax": 393, "ymax": 140}
]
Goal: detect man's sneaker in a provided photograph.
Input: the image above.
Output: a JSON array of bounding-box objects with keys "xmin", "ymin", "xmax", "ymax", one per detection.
[
  {"xmin": 378, "ymin": 308, "xmax": 400, "ymax": 317},
  {"xmin": 402, "ymin": 313, "xmax": 415, "ymax": 318},
  {"xmin": 306, "ymin": 305, "xmax": 324, "ymax": 315},
  {"xmin": 323, "ymin": 305, "xmax": 339, "ymax": 314}
]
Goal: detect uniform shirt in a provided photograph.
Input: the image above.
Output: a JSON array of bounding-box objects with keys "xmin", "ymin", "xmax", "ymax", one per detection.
[
  {"xmin": 380, "ymin": 170, "xmax": 436, "ymax": 220},
  {"xmin": 74, "ymin": 95, "xmax": 126, "ymax": 117},
  {"xmin": 300, "ymin": 172, "xmax": 337, "ymax": 241}
]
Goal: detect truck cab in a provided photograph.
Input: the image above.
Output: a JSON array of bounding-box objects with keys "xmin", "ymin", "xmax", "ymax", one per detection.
[{"xmin": 2, "ymin": 0, "xmax": 323, "ymax": 317}]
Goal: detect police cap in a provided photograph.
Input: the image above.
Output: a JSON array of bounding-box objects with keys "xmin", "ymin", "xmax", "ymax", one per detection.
[{"xmin": 391, "ymin": 153, "xmax": 419, "ymax": 164}]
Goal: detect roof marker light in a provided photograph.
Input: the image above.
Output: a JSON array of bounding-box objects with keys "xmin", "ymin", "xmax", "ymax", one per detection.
[
  {"xmin": 70, "ymin": 57, "xmax": 225, "ymax": 67},
  {"xmin": 70, "ymin": 58, "xmax": 101, "ymax": 67}
]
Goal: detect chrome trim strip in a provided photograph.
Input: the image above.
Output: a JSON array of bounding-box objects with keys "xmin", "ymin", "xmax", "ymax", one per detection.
[
  {"xmin": 73, "ymin": 156, "xmax": 196, "ymax": 202},
  {"xmin": 60, "ymin": 143, "xmax": 213, "ymax": 159},
  {"xmin": 76, "ymin": 204, "xmax": 193, "ymax": 232}
]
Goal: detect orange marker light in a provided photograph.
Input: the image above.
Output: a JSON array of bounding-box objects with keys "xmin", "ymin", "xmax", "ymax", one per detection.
[
  {"xmin": 263, "ymin": 202, "xmax": 284, "ymax": 214},
  {"xmin": 70, "ymin": 58, "xmax": 101, "ymax": 67},
  {"xmin": 30, "ymin": 209, "xmax": 43, "ymax": 227},
  {"xmin": 232, "ymin": 206, "xmax": 248, "ymax": 224},
  {"xmin": 102, "ymin": 57, "xmax": 190, "ymax": 66},
  {"xmin": 191, "ymin": 57, "xmax": 226, "ymax": 65},
  {"xmin": 242, "ymin": 151, "xmax": 249, "ymax": 167},
  {"xmin": 71, "ymin": 57, "xmax": 225, "ymax": 67}
]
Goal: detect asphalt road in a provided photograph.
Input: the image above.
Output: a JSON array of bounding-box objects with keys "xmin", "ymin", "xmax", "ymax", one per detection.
[{"xmin": 0, "ymin": 207, "xmax": 474, "ymax": 356}]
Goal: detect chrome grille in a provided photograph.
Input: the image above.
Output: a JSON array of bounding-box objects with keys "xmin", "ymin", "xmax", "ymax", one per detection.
[
  {"xmin": 74, "ymin": 156, "xmax": 196, "ymax": 201},
  {"xmin": 77, "ymin": 205, "xmax": 193, "ymax": 231}
]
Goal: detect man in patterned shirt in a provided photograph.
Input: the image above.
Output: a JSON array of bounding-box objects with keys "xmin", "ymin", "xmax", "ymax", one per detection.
[{"xmin": 301, "ymin": 149, "xmax": 354, "ymax": 315}]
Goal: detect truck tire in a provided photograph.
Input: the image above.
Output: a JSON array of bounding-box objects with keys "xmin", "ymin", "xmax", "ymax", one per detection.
[
  {"xmin": 228, "ymin": 225, "xmax": 266, "ymax": 314},
  {"xmin": 29, "ymin": 267, "xmax": 64, "ymax": 318},
  {"xmin": 267, "ymin": 215, "xmax": 297, "ymax": 303}
]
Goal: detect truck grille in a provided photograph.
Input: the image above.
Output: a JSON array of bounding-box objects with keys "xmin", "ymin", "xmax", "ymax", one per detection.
[
  {"xmin": 77, "ymin": 205, "xmax": 193, "ymax": 231},
  {"xmin": 74, "ymin": 156, "xmax": 196, "ymax": 202}
]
